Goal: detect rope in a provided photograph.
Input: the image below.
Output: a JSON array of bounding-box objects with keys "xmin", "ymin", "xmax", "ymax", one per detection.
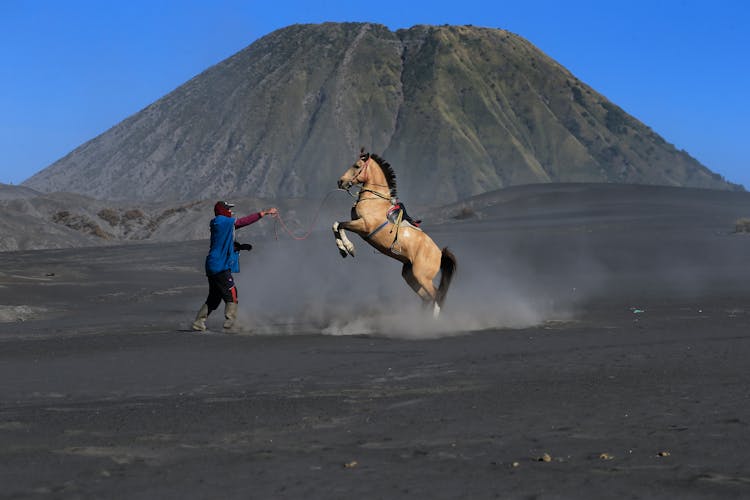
[{"xmin": 271, "ymin": 189, "xmax": 344, "ymax": 241}]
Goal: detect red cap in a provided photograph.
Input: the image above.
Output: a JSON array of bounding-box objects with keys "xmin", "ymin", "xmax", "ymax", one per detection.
[{"xmin": 214, "ymin": 201, "xmax": 234, "ymax": 217}]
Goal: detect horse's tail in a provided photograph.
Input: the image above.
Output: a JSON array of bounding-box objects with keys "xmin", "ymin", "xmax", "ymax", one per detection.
[{"xmin": 436, "ymin": 247, "xmax": 457, "ymax": 308}]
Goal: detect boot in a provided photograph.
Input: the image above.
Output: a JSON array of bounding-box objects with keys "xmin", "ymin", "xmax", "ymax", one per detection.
[
  {"xmin": 223, "ymin": 302, "xmax": 238, "ymax": 330},
  {"xmin": 191, "ymin": 304, "xmax": 209, "ymax": 331}
]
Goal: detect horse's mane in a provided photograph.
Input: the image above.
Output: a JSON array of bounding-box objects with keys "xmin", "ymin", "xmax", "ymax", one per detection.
[{"xmin": 369, "ymin": 153, "xmax": 397, "ymax": 198}]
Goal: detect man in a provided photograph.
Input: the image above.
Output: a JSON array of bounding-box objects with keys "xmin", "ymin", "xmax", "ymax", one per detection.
[{"xmin": 191, "ymin": 201, "xmax": 278, "ymax": 332}]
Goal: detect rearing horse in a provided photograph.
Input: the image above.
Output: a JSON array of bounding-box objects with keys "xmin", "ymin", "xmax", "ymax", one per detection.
[{"xmin": 332, "ymin": 150, "xmax": 457, "ymax": 317}]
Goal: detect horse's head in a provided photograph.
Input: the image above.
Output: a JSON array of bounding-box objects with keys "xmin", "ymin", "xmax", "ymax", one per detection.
[{"xmin": 338, "ymin": 149, "xmax": 372, "ymax": 190}]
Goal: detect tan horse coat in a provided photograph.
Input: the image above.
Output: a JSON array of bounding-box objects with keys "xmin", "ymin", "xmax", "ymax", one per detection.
[{"xmin": 333, "ymin": 152, "xmax": 456, "ymax": 316}]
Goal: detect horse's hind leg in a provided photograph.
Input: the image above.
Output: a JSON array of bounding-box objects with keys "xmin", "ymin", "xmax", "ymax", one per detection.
[
  {"xmin": 408, "ymin": 259, "xmax": 442, "ymax": 318},
  {"xmin": 402, "ymin": 263, "xmax": 438, "ymax": 313}
]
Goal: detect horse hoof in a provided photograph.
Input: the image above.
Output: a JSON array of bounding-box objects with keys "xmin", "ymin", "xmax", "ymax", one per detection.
[{"xmin": 339, "ymin": 249, "xmax": 348, "ymax": 258}]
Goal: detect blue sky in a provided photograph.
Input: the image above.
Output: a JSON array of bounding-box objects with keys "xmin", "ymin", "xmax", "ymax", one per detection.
[{"xmin": 1, "ymin": 0, "xmax": 748, "ymax": 188}]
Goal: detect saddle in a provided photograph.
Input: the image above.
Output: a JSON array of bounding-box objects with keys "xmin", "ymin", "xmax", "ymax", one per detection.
[
  {"xmin": 367, "ymin": 201, "xmax": 422, "ymax": 241},
  {"xmin": 387, "ymin": 202, "xmax": 421, "ymax": 228}
]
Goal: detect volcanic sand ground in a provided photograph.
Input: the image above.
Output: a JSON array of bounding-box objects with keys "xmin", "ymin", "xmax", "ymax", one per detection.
[{"xmin": 2, "ymin": 184, "xmax": 750, "ymax": 499}]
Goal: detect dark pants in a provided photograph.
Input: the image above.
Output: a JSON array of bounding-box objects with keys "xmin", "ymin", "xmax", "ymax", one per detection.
[{"xmin": 205, "ymin": 270, "xmax": 237, "ymax": 313}]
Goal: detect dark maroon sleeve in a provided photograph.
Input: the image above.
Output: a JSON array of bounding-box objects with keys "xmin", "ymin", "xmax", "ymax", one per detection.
[{"xmin": 234, "ymin": 212, "xmax": 263, "ymax": 229}]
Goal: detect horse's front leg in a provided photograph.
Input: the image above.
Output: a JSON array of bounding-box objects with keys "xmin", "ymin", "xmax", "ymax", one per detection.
[
  {"xmin": 332, "ymin": 219, "xmax": 366, "ymax": 258},
  {"xmin": 332, "ymin": 221, "xmax": 350, "ymax": 257}
]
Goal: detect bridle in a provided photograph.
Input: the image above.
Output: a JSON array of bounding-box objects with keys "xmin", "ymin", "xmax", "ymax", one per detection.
[
  {"xmin": 346, "ymin": 156, "xmax": 371, "ymax": 189},
  {"xmin": 341, "ymin": 154, "xmax": 392, "ymax": 202}
]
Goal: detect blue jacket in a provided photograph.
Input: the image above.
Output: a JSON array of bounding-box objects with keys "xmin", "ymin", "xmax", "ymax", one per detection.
[{"xmin": 205, "ymin": 215, "xmax": 240, "ymax": 275}]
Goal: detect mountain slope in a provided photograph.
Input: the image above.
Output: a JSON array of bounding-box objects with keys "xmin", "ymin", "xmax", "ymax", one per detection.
[{"xmin": 23, "ymin": 23, "xmax": 740, "ymax": 203}]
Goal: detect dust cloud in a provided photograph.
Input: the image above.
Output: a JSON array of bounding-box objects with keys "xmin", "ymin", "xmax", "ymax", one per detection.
[{"xmin": 233, "ymin": 229, "xmax": 574, "ymax": 339}]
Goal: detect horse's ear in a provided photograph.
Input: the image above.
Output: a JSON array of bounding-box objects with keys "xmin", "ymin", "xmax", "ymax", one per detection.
[{"xmin": 359, "ymin": 147, "xmax": 370, "ymax": 161}]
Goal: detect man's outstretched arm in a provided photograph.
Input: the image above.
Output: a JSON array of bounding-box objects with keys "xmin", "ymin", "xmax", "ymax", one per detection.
[{"xmin": 234, "ymin": 207, "xmax": 278, "ymax": 229}]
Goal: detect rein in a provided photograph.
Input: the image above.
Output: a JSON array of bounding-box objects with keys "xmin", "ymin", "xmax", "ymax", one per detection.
[
  {"xmin": 357, "ymin": 188, "xmax": 392, "ymax": 202},
  {"xmin": 271, "ymin": 189, "xmax": 344, "ymax": 241}
]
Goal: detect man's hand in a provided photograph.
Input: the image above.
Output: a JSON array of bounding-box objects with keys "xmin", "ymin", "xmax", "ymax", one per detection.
[{"xmin": 261, "ymin": 207, "xmax": 278, "ymax": 217}]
